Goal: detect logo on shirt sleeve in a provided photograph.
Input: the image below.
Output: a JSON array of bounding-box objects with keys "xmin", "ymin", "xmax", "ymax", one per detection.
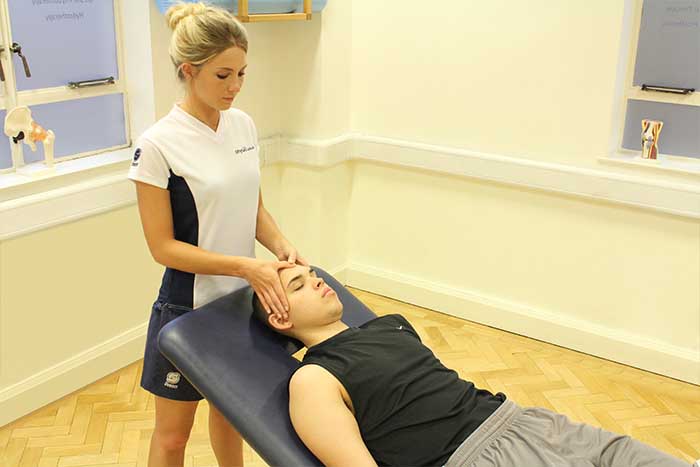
[{"xmin": 131, "ymin": 148, "xmax": 142, "ymax": 167}]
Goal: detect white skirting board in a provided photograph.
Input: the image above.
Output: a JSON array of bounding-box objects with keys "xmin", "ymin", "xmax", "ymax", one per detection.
[
  {"xmin": 342, "ymin": 263, "xmax": 700, "ymax": 386},
  {"xmin": 0, "ymin": 323, "xmax": 147, "ymax": 427}
]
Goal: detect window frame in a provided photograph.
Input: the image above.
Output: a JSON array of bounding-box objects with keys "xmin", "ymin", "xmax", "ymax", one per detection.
[
  {"xmin": 0, "ymin": 0, "xmax": 131, "ymax": 175},
  {"xmin": 0, "ymin": 0, "xmax": 155, "ymax": 203},
  {"xmin": 603, "ymin": 0, "xmax": 700, "ymax": 175}
]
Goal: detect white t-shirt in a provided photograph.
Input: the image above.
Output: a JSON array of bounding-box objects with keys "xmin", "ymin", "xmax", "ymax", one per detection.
[{"xmin": 128, "ymin": 104, "xmax": 260, "ymax": 308}]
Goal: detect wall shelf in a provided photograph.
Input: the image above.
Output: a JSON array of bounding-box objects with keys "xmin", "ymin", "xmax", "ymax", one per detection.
[{"xmin": 236, "ymin": 0, "xmax": 312, "ymax": 22}]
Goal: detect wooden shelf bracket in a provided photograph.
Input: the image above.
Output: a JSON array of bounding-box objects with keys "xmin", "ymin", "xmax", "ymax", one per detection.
[{"xmin": 236, "ymin": 0, "xmax": 312, "ymax": 23}]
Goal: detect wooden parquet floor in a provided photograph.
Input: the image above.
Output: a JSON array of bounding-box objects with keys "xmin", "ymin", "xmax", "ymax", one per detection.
[{"xmin": 2, "ymin": 287, "xmax": 699, "ymax": 466}]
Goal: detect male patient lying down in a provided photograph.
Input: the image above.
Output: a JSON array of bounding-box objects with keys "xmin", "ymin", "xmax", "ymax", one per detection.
[{"xmin": 253, "ymin": 265, "xmax": 693, "ymax": 467}]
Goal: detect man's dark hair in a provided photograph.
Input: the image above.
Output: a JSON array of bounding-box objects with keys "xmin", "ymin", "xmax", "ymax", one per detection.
[{"xmin": 251, "ymin": 293, "xmax": 304, "ymax": 352}]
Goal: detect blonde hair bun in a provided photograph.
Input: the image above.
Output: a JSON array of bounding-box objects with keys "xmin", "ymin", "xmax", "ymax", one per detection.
[
  {"xmin": 166, "ymin": 2, "xmax": 208, "ymax": 31},
  {"xmin": 166, "ymin": 1, "xmax": 248, "ymax": 81}
]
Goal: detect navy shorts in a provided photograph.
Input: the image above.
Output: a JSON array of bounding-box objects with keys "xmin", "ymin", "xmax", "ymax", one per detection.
[{"xmin": 140, "ymin": 300, "xmax": 203, "ymax": 401}]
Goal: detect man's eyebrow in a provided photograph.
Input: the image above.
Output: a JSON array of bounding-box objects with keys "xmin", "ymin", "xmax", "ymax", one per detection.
[
  {"xmin": 286, "ymin": 274, "xmax": 303, "ymax": 289},
  {"xmin": 285, "ymin": 268, "xmax": 316, "ymax": 289}
]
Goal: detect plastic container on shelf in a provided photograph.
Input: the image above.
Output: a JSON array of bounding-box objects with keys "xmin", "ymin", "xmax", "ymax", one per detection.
[{"xmin": 155, "ymin": 0, "xmax": 328, "ymax": 15}]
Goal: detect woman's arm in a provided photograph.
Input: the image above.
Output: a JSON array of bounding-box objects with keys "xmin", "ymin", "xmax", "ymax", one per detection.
[
  {"xmin": 135, "ymin": 181, "xmax": 252, "ymax": 276},
  {"xmin": 136, "ymin": 181, "xmax": 292, "ymax": 315},
  {"xmin": 255, "ymin": 190, "xmax": 308, "ymax": 265}
]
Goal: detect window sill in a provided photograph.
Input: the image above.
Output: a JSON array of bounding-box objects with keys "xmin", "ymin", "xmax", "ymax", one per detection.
[
  {"xmin": 598, "ymin": 152, "xmax": 700, "ymax": 177},
  {"xmin": 0, "ymin": 148, "xmax": 133, "ymax": 200},
  {"xmin": 0, "ymin": 148, "xmax": 136, "ymax": 240}
]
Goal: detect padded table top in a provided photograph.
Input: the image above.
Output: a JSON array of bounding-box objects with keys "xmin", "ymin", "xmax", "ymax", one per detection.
[{"xmin": 158, "ymin": 267, "xmax": 376, "ymax": 466}]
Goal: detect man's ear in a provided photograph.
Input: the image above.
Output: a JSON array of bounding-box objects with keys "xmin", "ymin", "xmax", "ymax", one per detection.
[{"xmin": 268, "ymin": 313, "xmax": 294, "ymax": 332}]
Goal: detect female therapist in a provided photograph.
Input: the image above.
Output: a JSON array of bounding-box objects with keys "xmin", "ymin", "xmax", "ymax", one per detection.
[{"xmin": 128, "ymin": 3, "xmax": 307, "ymax": 466}]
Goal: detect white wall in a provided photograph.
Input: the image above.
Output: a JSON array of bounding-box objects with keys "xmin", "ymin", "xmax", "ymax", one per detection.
[
  {"xmin": 347, "ymin": 162, "xmax": 699, "ymax": 381},
  {"xmin": 352, "ymin": 1, "xmax": 623, "ymax": 164},
  {"xmin": 344, "ymin": 0, "xmax": 698, "ymax": 382}
]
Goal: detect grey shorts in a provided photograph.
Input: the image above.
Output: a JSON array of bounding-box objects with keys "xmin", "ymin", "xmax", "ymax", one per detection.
[{"xmin": 445, "ymin": 399, "xmax": 690, "ymax": 467}]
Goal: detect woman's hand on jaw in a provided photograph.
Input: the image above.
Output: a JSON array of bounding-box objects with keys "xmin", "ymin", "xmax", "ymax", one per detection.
[{"xmin": 243, "ymin": 258, "xmax": 295, "ymax": 320}]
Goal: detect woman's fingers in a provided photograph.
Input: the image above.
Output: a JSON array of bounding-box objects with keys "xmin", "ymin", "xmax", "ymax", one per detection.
[
  {"xmin": 276, "ymin": 260, "xmax": 295, "ymax": 271},
  {"xmin": 252, "ymin": 261, "xmax": 297, "ymax": 319},
  {"xmin": 272, "ymin": 279, "xmax": 290, "ymax": 318},
  {"xmin": 265, "ymin": 285, "xmax": 287, "ymax": 317},
  {"xmin": 265, "ymin": 289, "xmax": 284, "ymax": 319},
  {"xmin": 273, "ymin": 266, "xmax": 291, "ymax": 312},
  {"xmin": 287, "ymin": 250, "xmax": 297, "ymax": 264},
  {"xmin": 259, "ymin": 289, "xmax": 279, "ymax": 318},
  {"xmin": 258, "ymin": 290, "xmax": 272, "ymax": 315}
]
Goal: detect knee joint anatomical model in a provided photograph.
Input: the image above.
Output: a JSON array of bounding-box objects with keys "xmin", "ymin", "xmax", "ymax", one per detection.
[{"xmin": 641, "ymin": 119, "xmax": 663, "ymax": 160}]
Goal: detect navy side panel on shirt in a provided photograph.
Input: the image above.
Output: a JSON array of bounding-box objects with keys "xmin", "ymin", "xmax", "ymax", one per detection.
[{"xmin": 156, "ymin": 170, "xmax": 198, "ymax": 309}]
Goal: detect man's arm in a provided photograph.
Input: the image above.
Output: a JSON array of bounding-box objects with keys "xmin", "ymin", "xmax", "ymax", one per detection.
[{"xmin": 289, "ymin": 365, "xmax": 377, "ymax": 467}]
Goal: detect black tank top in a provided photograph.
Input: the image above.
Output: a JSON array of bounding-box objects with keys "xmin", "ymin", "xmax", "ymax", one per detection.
[{"xmin": 300, "ymin": 314, "xmax": 505, "ymax": 467}]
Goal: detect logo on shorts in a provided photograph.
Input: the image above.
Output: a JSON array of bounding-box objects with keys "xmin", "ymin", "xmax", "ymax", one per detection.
[
  {"xmin": 131, "ymin": 148, "xmax": 141, "ymax": 167},
  {"xmin": 164, "ymin": 372, "xmax": 181, "ymax": 389}
]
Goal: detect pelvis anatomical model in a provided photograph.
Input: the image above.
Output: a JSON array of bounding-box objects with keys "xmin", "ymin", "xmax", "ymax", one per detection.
[{"xmin": 4, "ymin": 106, "xmax": 55, "ymax": 167}]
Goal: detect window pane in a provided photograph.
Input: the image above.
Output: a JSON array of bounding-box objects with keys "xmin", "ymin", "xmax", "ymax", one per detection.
[
  {"xmin": 22, "ymin": 94, "xmax": 126, "ymax": 164},
  {"xmin": 9, "ymin": 0, "xmax": 119, "ymax": 91},
  {"xmin": 633, "ymin": 0, "xmax": 699, "ymax": 90},
  {"xmin": 622, "ymin": 99, "xmax": 700, "ymax": 159},
  {"xmin": 0, "ymin": 110, "xmax": 11, "ymax": 170}
]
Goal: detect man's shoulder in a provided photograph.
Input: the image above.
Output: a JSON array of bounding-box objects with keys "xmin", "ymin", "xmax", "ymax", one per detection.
[
  {"xmin": 289, "ymin": 364, "xmax": 343, "ymax": 398},
  {"xmin": 290, "ymin": 364, "xmax": 338, "ymax": 388}
]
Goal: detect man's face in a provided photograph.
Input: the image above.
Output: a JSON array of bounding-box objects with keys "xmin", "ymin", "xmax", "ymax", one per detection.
[{"xmin": 275, "ymin": 265, "xmax": 344, "ymax": 332}]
